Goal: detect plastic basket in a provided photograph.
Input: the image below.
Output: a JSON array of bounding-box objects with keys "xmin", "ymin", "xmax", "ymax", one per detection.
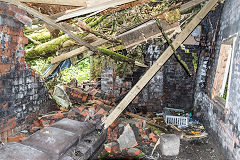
[
  {"xmin": 163, "ymin": 107, "xmax": 189, "ymax": 126},
  {"xmin": 164, "ymin": 115, "xmax": 189, "ymax": 126}
]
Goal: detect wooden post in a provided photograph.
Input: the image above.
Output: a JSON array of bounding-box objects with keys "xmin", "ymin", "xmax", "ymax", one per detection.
[{"xmin": 103, "ymin": 0, "xmax": 219, "ymax": 129}]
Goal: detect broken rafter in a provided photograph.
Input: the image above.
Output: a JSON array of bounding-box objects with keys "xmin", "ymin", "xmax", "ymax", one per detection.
[
  {"xmin": 2, "ymin": 0, "xmax": 146, "ymax": 67},
  {"xmin": 155, "ymin": 18, "xmax": 192, "ymax": 76},
  {"xmin": 0, "ymin": 0, "xmax": 98, "ymax": 52},
  {"xmin": 103, "ymin": 0, "xmax": 220, "ymax": 129},
  {"xmin": 77, "ymin": 21, "xmax": 121, "ymax": 44},
  {"xmin": 56, "ymin": 0, "xmax": 137, "ymax": 22},
  {"xmin": 19, "ymin": 0, "xmax": 87, "ymax": 7}
]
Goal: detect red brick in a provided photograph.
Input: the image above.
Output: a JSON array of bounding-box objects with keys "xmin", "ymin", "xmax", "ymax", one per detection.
[
  {"xmin": 19, "ymin": 57, "xmax": 25, "ymax": 63},
  {"xmin": 7, "ymin": 135, "xmax": 26, "ymax": 143},
  {"xmin": 110, "ymin": 118, "xmax": 120, "ymax": 129},
  {"xmin": 105, "ymin": 142, "xmax": 119, "ymax": 154},
  {"xmin": 22, "ymin": 37, "xmax": 28, "ymax": 44},
  {"xmin": 0, "ymin": 64, "xmax": 10, "ymax": 74},
  {"xmin": 3, "ymin": 103, "xmax": 8, "ymax": 109},
  {"xmin": 15, "ymin": 13, "xmax": 32, "ymax": 26},
  {"xmin": 0, "ymin": 8, "xmax": 3, "ymax": 14},
  {"xmin": 127, "ymin": 148, "xmax": 142, "ymax": 156},
  {"xmin": 149, "ymin": 132, "xmax": 158, "ymax": 143},
  {"xmin": 12, "ymin": 35, "xmax": 18, "ymax": 43},
  {"xmin": 51, "ymin": 113, "xmax": 65, "ymax": 119},
  {"xmin": 81, "ymin": 110, "xmax": 89, "ymax": 116},
  {"xmin": 4, "ymin": 49, "xmax": 11, "ymax": 57},
  {"xmin": 8, "ymin": 5, "xmax": 25, "ymax": 15},
  {"xmin": 5, "ymin": 42, "xmax": 8, "ymax": 48},
  {"xmin": 5, "ymin": 9, "xmax": 16, "ymax": 17}
]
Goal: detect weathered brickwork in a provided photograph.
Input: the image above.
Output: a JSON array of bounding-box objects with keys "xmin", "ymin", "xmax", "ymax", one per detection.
[
  {"xmin": 0, "ymin": 2, "xmax": 56, "ymax": 143},
  {"xmin": 100, "ymin": 39, "xmax": 196, "ymax": 112},
  {"xmin": 195, "ymin": 2, "xmax": 240, "ymax": 160}
]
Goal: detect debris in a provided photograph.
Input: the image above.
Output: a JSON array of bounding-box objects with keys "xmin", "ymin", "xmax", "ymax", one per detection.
[
  {"xmin": 7, "ymin": 136, "xmax": 26, "ymax": 143},
  {"xmin": 163, "ymin": 9, "xmax": 181, "ymax": 23},
  {"xmin": 19, "ymin": 0, "xmax": 87, "ymax": 6},
  {"xmin": 156, "ymin": 18, "xmax": 192, "ymax": 76},
  {"xmin": 149, "ymin": 132, "xmax": 159, "ymax": 143},
  {"xmin": 162, "ymin": 107, "xmax": 190, "ymax": 126},
  {"xmin": 151, "ymin": 137, "xmax": 160, "ymax": 156},
  {"xmin": 104, "ymin": 142, "xmax": 119, "ymax": 154},
  {"xmin": 117, "ymin": 124, "xmax": 138, "ymax": 151},
  {"xmin": 56, "ymin": 0, "xmax": 137, "ymax": 22},
  {"xmin": 127, "ymin": 147, "xmax": 142, "ymax": 156},
  {"xmin": 117, "ymin": 19, "xmax": 181, "ymax": 50},
  {"xmin": 103, "ymin": 0, "xmax": 219, "ymax": 129},
  {"xmin": 159, "ymin": 134, "xmax": 180, "ymax": 156},
  {"xmin": 52, "ymin": 84, "xmax": 72, "ymax": 110}
]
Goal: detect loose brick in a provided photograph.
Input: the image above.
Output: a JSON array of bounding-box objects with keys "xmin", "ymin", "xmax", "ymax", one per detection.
[{"xmin": 7, "ymin": 135, "xmax": 26, "ymax": 142}]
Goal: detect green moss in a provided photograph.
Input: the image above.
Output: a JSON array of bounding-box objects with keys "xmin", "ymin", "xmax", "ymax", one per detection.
[
  {"xmin": 146, "ymin": 124, "xmax": 164, "ymax": 136},
  {"xmin": 192, "ymin": 52, "xmax": 198, "ymax": 71}
]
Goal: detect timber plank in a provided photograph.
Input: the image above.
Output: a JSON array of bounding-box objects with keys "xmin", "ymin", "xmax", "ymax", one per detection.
[
  {"xmin": 56, "ymin": 0, "xmax": 136, "ymax": 22},
  {"xmin": 180, "ymin": 0, "xmax": 206, "ymax": 12},
  {"xmin": 51, "ymin": 39, "xmax": 108, "ymax": 64},
  {"xmin": 103, "ymin": 0, "xmax": 219, "ymax": 129},
  {"xmin": 19, "ymin": 0, "xmax": 86, "ymax": 6}
]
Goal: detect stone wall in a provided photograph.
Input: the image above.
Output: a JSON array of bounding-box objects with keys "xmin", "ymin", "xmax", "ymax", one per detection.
[
  {"xmin": 194, "ymin": 1, "xmax": 240, "ymax": 159},
  {"xmin": 0, "ymin": 2, "xmax": 56, "ymax": 143}
]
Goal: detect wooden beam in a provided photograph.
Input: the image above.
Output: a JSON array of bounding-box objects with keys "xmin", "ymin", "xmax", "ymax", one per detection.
[
  {"xmin": 1, "ymin": 0, "xmax": 98, "ymax": 52},
  {"xmin": 19, "ymin": 0, "xmax": 87, "ymax": 7},
  {"xmin": 180, "ymin": 0, "xmax": 206, "ymax": 13},
  {"xmin": 51, "ymin": 39, "xmax": 108, "ymax": 64},
  {"xmin": 118, "ymin": 20, "xmax": 181, "ymax": 50},
  {"xmin": 56, "ymin": 0, "xmax": 136, "ymax": 22},
  {"xmin": 103, "ymin": 0, "xmax": 219, "ymax": 129},
  {"xmin": 51, "ymin": 20, "xmax": 180, "ymax": 65}
]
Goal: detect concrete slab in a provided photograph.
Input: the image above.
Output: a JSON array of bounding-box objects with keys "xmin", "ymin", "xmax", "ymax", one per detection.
[
  {"xmin": 22, "ymin": 127, "xmax": 78, "ymax": 159},
  {"xmin": 159, "ymin": 134, "xmax": 180, "ymax": 156},
  {"xmin": 51, "ymin": 118, "xmax": 95, "ymax": 138},
  {"xmin": 117, "ymin": 124, "xmax": 138, "ymax": 151},
  {"xmin": 0, "ymin": 142, "xmax": 52, "ymax": 160}
]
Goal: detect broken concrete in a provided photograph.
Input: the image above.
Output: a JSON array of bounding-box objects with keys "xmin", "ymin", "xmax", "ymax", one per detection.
[
  {"xmin": 0, "ymin": 142, "xmax": 52, "ymax": 160},
  {"xmin": 51, "ymin": 118, "xmax": 95, "ymax": 138},
  {"xmin": 22, "ymin": 127, "xmax": 78, "ymax": 159},
  {"xmin": 117, "ymin": 124, "xmax": 138, "ymax": 151}
]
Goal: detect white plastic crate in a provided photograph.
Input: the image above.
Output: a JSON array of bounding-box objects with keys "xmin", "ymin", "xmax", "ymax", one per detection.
[
  {"xmin": 163, "ymin": 107, "xmax": 189, "ymax": 126},
  {"xmin": 164, "ymin": 115, "xmax": 189, "ymax": 126}
]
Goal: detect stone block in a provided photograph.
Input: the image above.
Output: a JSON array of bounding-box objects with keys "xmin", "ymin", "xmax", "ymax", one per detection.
[
  {"xmin": 159, "ymin": 134, "xmax": 180, "ymax": 156},
  {"xmin": 0, "ymin": 142, "xmax": 52, "ymax": 160},
  {"xmin": 22, "ymin": 127, "xmax": 78, "ymax": 159},
  {"xmin": 51, "ymin": 118, "xmax": 95, "ymax": 139}
]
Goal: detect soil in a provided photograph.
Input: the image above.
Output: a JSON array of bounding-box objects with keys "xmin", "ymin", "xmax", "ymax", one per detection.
[{"xmin": 94, "ymin": 135, "xmax": 226, "ymax": 160}]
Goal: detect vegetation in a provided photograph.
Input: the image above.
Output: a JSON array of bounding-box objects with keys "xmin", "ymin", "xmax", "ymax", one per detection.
[{"xmin": 29, "ymin": 57, "xmax": 90, "ymax": 89}]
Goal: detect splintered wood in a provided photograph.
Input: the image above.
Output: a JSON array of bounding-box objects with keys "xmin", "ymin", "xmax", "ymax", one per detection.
[
  {"xmin": 103, "ymin": 0, "xmax": 220, "ymax": 129},
  {"xmin": 19, "ymin": 0, "xmax": 87, "ymax": 6}
]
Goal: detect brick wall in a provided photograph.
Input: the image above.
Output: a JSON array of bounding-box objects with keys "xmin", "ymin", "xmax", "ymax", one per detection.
[
  {"xmin": 0, "ymin": 2, "xmax": 56, "ymax": 143},
  {"xmin": 101, "ymin": 38, "xmax": 196, "ymax": 112},
  {"xmin": 194, "ymin": 1, "xmax": 240, "ymax": 159}
]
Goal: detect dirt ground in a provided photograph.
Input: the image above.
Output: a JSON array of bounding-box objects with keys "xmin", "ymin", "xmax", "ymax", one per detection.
[{"xmin": 94, "ymin": 135, "xmax": 226, "ymax": 160}]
